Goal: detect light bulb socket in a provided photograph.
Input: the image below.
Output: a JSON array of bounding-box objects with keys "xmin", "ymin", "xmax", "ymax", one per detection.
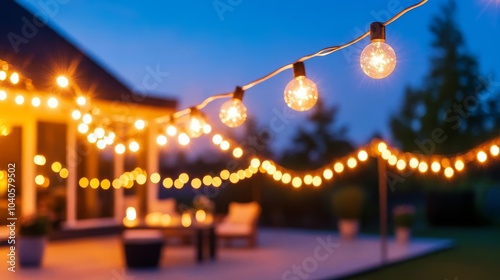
[
  {"xmin": 189, "ymin": 107, "xmax": 200, "ymax": 116},
  {"xmin": 369, "ymin": 22, "xmax": 386, "ymax": 42},
  {"xmin": 233, "ymin": 86, "xmax": 244, "ymax": 101},
  {"xmin": 292, "ymin": 62, "xmax": 306, "ymax": 78}
]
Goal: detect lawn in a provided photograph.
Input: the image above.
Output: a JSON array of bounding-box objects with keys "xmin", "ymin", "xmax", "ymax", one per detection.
[{"xmin": 344, "ymin": 227, "xmax": 500, "ymax": 280}]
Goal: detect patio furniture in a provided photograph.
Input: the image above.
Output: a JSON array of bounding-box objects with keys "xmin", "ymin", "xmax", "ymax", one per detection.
[
  {"xmin": 122, "ymin": 229, "xmax": 164, "ymax": 269},
  {"xmin": 125, "ymin": 223, "xmax": 216, "ymax": 263},
  {"xmin": 216, "ymin": 201, "xmax": 261, "ymax": 247}
]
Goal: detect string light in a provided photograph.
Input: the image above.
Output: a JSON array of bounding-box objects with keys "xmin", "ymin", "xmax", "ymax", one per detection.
[
  {"xmin": 82, "ymin": 114, "xmax": 92, "ymax": 124},
  {"xmin": 284, "ymin": 62, "xmax": 318, "ymax": 111},
  {"xmin": 78, "ymin": 123, "xmax": 89, "ymax": 134},
  {"xmin": 31, "ymin": 97, "xmax": 41, "ymax": 107},
  {"xmin": 477, "ymin": 151, "xmax": 487, "ymax": 163},
  {"xmin": 454, "ymin": 159, "xmax": 464, "ymax": 171},
  {"xmin": 47, "ymin": 97, "xmax": 58, "ymax": 108},
  {"xmin": 57, "ymin": 76, "xmax": 69, "ymax": 88},
  {"xmin": 490, "ymin": 145, "xmax": 499, "ymax": 156},
  {"xmin": 0, "ymin": 90, "xmax": 6, "ymax": 100},
  {"xmin": 129, "ymin": 141, "xmax": 140, "ymax": 152},
  {"xmin": 72, "ymin": 110, "xmax": 81, "ymax": 120},
  {"xmin": 418, "ymin": 162, "xmax": 428, "ymax": 173},
  {"xmin": 431, "ymin": 161, "xmax": 441, "ymax": 173},
  {"xmin": 115, "ymin": 144, "xmax": 126, "ymax": 154},
  {"xmin": 10, "ymin": 72, "xmax": 19, "ymax": 84},
  {"xmin": 360, "ymin": 22, "xmax": 397, "ymax": 79},
  {"xmin": 76, "ymin": 96, "xmax": 86, "ymax": 106},
  {"xmin": 444, "ymin": 167, "xmax": 454, "ymax": 178},
  {"xmin": 358, "ymin": 150, "xmax": 368, "ymax": 161},
  {"xmin": 156, "ymin": 135, "xmax": 167, "ymax": 146},
  {"xmin": 409, "ymin": 158, "xmax": 419, "ymax": 169},
  {"xmin": 134, "ymin": 119, "xmax": 146, "ymax": 130},
  {"xmin": 166, "ymin": 123, "xmax": 177, "ymax": 136},
  {"xmin": 15, "ymin": 95, "xmax": 24, "ymax": 105},
  {"xmin": 178, "ymin": 132, "xmax": 190, "ymax": 146},
  {"xmin": 187, "ymin": 108, "xmax": 207, "ymax": 138},
  {"xmin": 219, "ymin": 86, "xmax": 247, "ymax": 128}
]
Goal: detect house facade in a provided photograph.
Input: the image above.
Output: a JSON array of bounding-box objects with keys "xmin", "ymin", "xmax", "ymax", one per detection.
[{"xmin": 0, "ymin": 1, "xmax": 177, "ymax": 230}]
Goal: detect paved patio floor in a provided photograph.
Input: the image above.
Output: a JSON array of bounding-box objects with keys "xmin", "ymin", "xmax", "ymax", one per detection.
[{"xmin": 0, "ymin": 229, "xmax": 453, "ymax": 280}]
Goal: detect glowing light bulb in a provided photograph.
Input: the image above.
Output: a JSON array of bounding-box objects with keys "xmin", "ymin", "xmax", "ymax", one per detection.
[
  {"xmin": 347, "ymin": 158, "xmax": 357, "ymax": 168},
  {"xmin": 129, "ymin": 141, "xmax": 140, "ymax": 152},
  {"xmin": 418, "ymin": 162, "xmax": 428, "ymax": 173},
  {"xmin": 377, "ymin": 142, "xmax": 387, "ymax": 153},
  {"xmin": 47, "ymin": 97, "xmax": 58, "ymax": 108},
  {"xmin": 409, "ymin": 158, "xmax": 419, "ymax": 169},
  {"xmin": 82, "ymin": 114, "xmax": 92, "ymax": 124},
  {"xmin": 94, "ymin": 128, "xmax": 105, "ymax": 139},
  {"xmin": 134, "ymin": 119, "xmax": 145, "ymax": 130},
  {"xmin": 96, "ymin": 139, "xmax": 106, "ymax": 150},
  {"xmin": 187, "ymin": 110, "xmax": 207, "ymax": 138},
  {"xmin": 57, "ymin": 76, "xmax": 69, "ymax": 88},
  {"xmin": 490, "ymin": 145, "xmax": 499, "ymax": 156},
  {"xmin": 219, "ymin": 98, "xmax": 247, "ymax": 128},
  {"xmin": 115, "ymin": 144, "xmax": 126, "ymax": 154},
  {"xmin": 284, "ymin": 62, "xmax": 318, "ymax": 112},
  {"xmin": 15, "ymin": 95, "xmax": 24, "ymax": 105},
  {"xmin": 477, "ymin": 151, "xmax": 487, "ymax": 163},
  {"xmin": 203, "ymin": 124, "xmax": 212, "ymax": 135},
  {"xmin": 76, "ymin": 96, "xmax": 86, "ymax": 106},
  {"xmin": 444, "ymin": 167, "xmax": 454, "ymax": 178},
  {"xmin": 212, "ymin": 134, "xmax": 223, "ymax": 145},
  {"xmin": 156, "ymin": 135, "xmax": 167, "ymax": 146},
  {"xmin": 10, "ymin": 72, "xmax": 20, "ymax": 84},
  {"xmin": 0, "ymin": 71, "xmax": 6, "ymax": 81},
  {"xmin": 166, "ymin": 124, "xmax": 177, "ymax": 136},
  {"xmin": 358, "ymin": 150, "xmax": 368, "ymax": 161},
  {"xmin": 396, "ymin": 160, "xmax": 406, "ymax": 170},
  {"xmin": 323, "ymin": 169, "xmax": 333, "ymax": 180},
  {"xmin": 31, "ymin": 97, "xmax": 41, "ymax": 107},
  {"xmin": 78, "ymin": 123, "xmax": 89, "ymax": 134},
  {"xmin": 360, "ymin": 42, "xmax": 396, "ymax": 79},
  {"xmin": 87, "ymin": 133, "xmax": 97, "ymax": 143},
  {"xmin": 431, "ymin": 161, "xmax": 441, "ymax": 173},
  {"xmin": 0, "ymin": 90, "xmax": 6, "ymax": 100},
  {"xmin": 178, "ymin": 132, "xmax": 190, "ymax": 146},
  {"xmin": 284, "ymin": 76, "xmax": 318, "ymax": 112},
  {"xmin": 454, "ymin": 160, "xmax": 464, "ymax": 171},
  {"xmin": 69, "ymin": 110, "xmax": 80, "ymax": 121}
]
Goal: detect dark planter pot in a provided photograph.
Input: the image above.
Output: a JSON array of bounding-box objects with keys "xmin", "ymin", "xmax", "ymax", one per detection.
[
  {"xmin": 19, "ymin": 237, "xmax": 47, "ymax": 267},
  {"xmin": 425, "ymin": 191, "xmax": 482, "ymax": 226},
  {"xmin": 122, "ymin": 230, "xmax": 164, "ymax": 269}
]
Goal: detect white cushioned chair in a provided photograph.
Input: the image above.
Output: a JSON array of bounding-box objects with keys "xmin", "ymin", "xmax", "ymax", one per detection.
[{"xmin": 216, "ymin": 201, "xmax": 261, "ymax": 247}]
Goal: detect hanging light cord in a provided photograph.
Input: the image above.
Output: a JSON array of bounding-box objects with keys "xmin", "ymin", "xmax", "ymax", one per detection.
[{"xmin": 163, "ymin": 0, "xmax": 427, "ymax": 122}]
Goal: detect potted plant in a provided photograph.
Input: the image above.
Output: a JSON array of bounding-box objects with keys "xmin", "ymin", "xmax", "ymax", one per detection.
[
  {"xmin": 332, "ymin": 185, "xmax": 365, "ymax": 240},
  {"xmin": 393, "ymin": 205, "xmax": 415, "ymax": 244},
  {"xmin": 19, "ymin": 215, "xmax": 50, "ymax": 267}
]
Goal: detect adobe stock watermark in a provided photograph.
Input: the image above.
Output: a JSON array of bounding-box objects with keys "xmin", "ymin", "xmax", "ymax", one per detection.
[
  {"xmin": 8, "ymin": 0, "xmax": 71, "ymax": 53},
  {"xmin": 386, "ymin": 74, "xmax": 500, "ymax": 191},
  {"xmin": 213, "ymin": 0, "xmax": 244, "ymax": 21},
  {"xmin": 342, "ymin": 0, "xmax": 405, "ymax": 64},
  {"xmin": 281, "ymin": 235, "xmax": 340, "ymax": 280}
]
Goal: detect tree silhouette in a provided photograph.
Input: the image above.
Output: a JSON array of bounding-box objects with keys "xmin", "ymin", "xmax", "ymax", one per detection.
[{"xmin": 390, "ymin": 0, "xmax": 500, "ymax": 155}]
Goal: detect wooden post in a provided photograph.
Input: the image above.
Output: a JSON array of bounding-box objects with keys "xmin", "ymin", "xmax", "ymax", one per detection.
[{"xmin": 378, "ymin": 156, "xmax": 388, "ymax": 264}]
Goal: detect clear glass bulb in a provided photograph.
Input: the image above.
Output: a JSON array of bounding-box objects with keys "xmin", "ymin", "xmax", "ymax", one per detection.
[
  {"xmin": 219, "ymin": 99, "xmax": 247, "ymax": 128},
  {"xmin": 178, "ymin": 132, "xmax": 190, "ymax": 146},
  {"xmin": 166, "ymin": 124, "xmax": 177, "ymax": 136},
  {"xmin": 284, "ymin": 76, "xmax": 318, "ymax": 111},
  {"xmin": 187, "ymin": 113, "xmax": 207, "ymax": 138},
  {"xmin": 360, "ymin": 41, "xmax": 397, "ymax": 79}
]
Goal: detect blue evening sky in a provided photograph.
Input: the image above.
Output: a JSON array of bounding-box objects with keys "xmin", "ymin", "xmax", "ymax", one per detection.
[{"xmin": 17, "ymin": 0, "xmax": 500, "ymax": 153}]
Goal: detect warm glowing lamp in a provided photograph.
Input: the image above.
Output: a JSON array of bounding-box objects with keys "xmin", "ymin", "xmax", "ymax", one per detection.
[
  {"xmin": 187, "ymin": 108, "xmax": 207, "ymax": 138},
  {"xmin": 219, "ymin": 86, "xmax": 248, "ymax": 127},
  {"xmin": 284, "ymin": 62, "xmax": 318, "ymax": 111},
  {"xmin": 56, "ymin": 76, "xmax": 69, "ymax": 88},
  {"xmin": 360, "ymin": 22, "xmax": 397, "ymax": 79}
]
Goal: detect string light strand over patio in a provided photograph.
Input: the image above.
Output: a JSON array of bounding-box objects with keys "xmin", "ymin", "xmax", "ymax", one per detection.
[
  {"xmin": 1, "ymin": 1, "xmax": 429, "ymax": 153},
  {"xmin": 30, "ymin": 133, "xmax": 500, "ymax": 191}
]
